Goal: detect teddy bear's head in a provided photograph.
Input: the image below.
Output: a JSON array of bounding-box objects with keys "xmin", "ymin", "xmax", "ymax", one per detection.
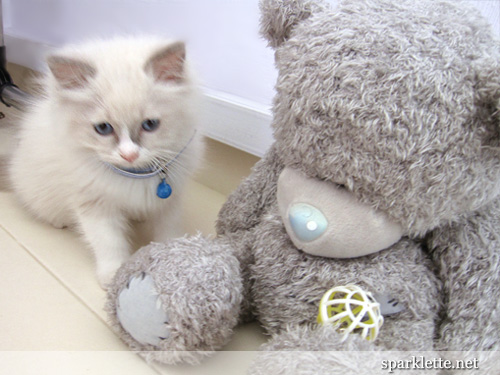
[{"xmin": 261, "ymin": 0, "xmax": 500, "ymax": 244}]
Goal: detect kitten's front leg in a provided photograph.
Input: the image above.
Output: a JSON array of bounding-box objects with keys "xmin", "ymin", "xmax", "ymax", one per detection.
[{"xmin": 76, "ymin": 208, "xmax": 131, "ymax": 289}]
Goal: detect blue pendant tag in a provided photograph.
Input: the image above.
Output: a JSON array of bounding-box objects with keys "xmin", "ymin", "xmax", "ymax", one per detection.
[{"xmin": 157, "ymin": 179, "xmax": 172, "ymax": 199}]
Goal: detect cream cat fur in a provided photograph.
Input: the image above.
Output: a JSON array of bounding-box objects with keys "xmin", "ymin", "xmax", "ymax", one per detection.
[{"xmin": 9, "ymin": 36, "xmax": 203, "ymax": 288}]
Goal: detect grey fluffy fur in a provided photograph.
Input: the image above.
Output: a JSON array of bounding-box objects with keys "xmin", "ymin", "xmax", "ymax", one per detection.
[{"xmin": 107, "ymin": 0, "xmax": 500, "ymax": 373}]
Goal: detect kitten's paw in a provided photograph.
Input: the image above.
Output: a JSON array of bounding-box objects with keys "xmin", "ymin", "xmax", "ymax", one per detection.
[
  {"xmin": 97, "ymin": 261, "xmax": 124, "ymax": 289},
  {"xmin": 48, "ymin": 218, "xmax": 69, "ymax": 229},
  {"xmin": 116, "ymin": 273, "xmax": 170, "ymax": 347}
]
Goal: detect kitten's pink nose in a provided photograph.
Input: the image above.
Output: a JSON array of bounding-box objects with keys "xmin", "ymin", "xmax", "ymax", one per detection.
[{"xmin": 120, "ymin": 151, "xmax": 139, "ymax": 163}]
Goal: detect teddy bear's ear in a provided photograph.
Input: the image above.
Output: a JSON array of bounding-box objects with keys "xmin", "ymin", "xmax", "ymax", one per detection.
[{"xmin": 259, "ymin": 0, "xmax": 328, "ymax": 49}]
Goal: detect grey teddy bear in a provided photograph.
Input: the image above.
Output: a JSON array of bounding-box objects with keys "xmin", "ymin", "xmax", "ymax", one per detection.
[{"xmin": 106, "ymin": 0, "xmax": 500, "ymax": 372}]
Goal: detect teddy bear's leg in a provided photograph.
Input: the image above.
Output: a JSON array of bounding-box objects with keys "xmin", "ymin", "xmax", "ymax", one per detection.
[
  {"xmin": 428, "ymin": 201, "xmax": 500, "ymax": 352},
  {"xmin": 248, "ymin": 325, "xmax": 440, "ymax": 375},
  {"xmin": 249, "ymin": 325, "xmax": 378, "ymax": 375},
  {"xmin": 105, "ymin": 234, "xmax": 243, "ymax": 365}
]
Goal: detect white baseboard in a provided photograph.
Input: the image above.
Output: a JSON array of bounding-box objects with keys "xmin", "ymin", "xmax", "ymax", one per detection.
[
  {"xmin": 4, "ymin": 33, "xmax": 274, "ymax": 157},
  {"xmin": 201, "ymin": 89, "xmax": 273, "ymax": 158}
]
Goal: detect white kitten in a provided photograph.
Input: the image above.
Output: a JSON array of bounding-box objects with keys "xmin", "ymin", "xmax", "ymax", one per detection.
[{"xmin": 9, "ymin": 36, "xmax": 203, "ymax": 288}]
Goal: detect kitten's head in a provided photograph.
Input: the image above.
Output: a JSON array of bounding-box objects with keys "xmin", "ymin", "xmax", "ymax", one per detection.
[{"xmin": 45, "ymin": 37, "xmax": 200, "ymax": 172}]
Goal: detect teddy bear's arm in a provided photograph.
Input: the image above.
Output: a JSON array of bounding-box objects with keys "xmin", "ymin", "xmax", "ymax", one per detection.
[
  {"xmin": 216, "ymin": 143, "xmax": 284, "ymax": 235},
  {"xmin": 428, "ymin": 198, "xmax": 500, "ymax": 351}
]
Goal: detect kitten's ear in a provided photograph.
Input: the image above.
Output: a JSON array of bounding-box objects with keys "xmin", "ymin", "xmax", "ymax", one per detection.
[
  {"xmin": 47, "ymin": 55, "xmax": 96, "ymax": 89},
  {"xmin": 145, "ymin": 42, "xmax": 186, "ymax": 84}
]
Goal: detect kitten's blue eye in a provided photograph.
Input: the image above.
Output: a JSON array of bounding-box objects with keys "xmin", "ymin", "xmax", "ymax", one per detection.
[
  {"xmin": 142, "ymin": 119, "xmax": 160, "ymax": 132},
  {"xmin": 94, "ymin": 122, "xmax": 114, "ymax": 136}
]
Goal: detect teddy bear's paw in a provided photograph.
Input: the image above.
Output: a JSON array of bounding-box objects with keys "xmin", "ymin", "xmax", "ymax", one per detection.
[
  {"xmin": 116, "ymin": 272, "xmax": 170, "ymax": 347},
  {"xmin": 106, "ymin": 236, "xmax": 244, "ymax": 364}
]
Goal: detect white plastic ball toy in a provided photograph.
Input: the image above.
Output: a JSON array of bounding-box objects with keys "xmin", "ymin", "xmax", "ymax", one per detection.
[{"xmin": 317, "ymin": 284, "xmax": 384, "ymax": 341}]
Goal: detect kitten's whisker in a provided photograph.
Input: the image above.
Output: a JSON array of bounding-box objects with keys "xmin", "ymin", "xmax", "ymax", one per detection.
[
  {"xmin": 148, "ymin": 156, "xmax": 163, "ymax": 169},
  {"xmin": 159, "ymin": 158, "xmax": 190, "ymax": 178},
  {"xmin": 169, "ymin": 162, "xmax": 190, "ymax": 177},
  {"xmin": 165, "ymin": 162, "xmax": 191, "ymax": 186}
]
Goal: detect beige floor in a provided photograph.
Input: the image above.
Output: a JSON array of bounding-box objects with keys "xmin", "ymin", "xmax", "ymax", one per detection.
[{"xmin": 0, "ymin": 64, "xmax": 266, "ymax": 375}]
